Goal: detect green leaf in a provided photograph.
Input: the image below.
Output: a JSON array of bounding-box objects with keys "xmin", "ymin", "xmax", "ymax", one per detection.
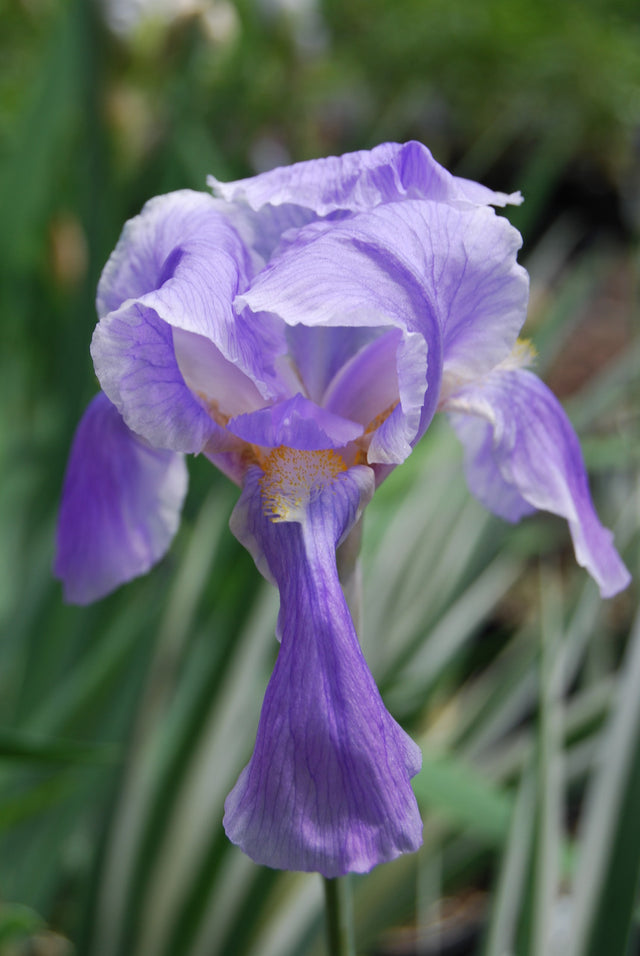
[
  {"xmin": 0, "ymin": 774, "xmax": 78, "ymax": 830},
  {"xmin": 412, "ymin": 747, "xmax": 513, "ymax": 846},
  {"xmin": 528, "ymin": 569, "xmax": 564, "ymax": 956},
  {"xmin": 0, "ymin": 902, "xmax": 45, "ymax": 944},
  {"xmin": 570, "ymin": 605, "xmax": 640, "ymax": 956},
  {"xmin": 0, "ymin": 731, "xmax": 119, "ymax": 766},
  {"xmin": 482, "ymin": 763, "xmax": 536, "ymax": 956}
]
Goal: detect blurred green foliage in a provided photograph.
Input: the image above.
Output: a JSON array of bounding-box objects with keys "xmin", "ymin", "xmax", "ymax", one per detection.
[{"xmin": 0, "ymin": 0, "xmax": 638, "ymax": 953}]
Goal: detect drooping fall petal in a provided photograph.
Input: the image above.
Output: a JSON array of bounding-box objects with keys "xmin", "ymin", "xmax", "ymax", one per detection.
[
  {"xmin": 55, "ymin": 393, "xmax": 188, "ymax": 604},
  {"xmin": 225, "ymin": 459, "xmax": 422, "ymax": 876},
  {"xmin": 446, "ymin": 368, "xmax": 631, "ymax": 598}
]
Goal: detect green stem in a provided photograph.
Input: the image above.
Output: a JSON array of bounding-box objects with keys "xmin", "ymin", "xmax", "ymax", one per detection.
[{"xmin": 323, "ymin": 875, "xmax": 356, "ymax": 956}]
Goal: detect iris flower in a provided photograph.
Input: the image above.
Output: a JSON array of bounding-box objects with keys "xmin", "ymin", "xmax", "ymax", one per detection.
[{"xmin": 55, "ymin": 142, "xmax": 630, "ymax": 878}]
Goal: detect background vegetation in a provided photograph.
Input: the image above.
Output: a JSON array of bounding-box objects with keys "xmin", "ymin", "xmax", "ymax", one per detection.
[{"xmin": 0, "ymin": 0, "xmax": 638, "ymax": 952}]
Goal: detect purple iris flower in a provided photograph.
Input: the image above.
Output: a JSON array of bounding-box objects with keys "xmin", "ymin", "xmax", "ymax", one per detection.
[{"xmin": 55, "ymin": 142, "xmax": 630, "ymax": 878}]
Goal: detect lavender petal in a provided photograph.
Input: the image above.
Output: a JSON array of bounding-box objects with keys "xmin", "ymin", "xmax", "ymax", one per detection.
[
  {"xmin": 225, "ymin": 464, "xmax": 422, "ymax": 876},
  {"xmin": 54, "ymin": 393, "xmax": 188, "ymax": 604},
  {"xmin": 209, "ymin": 141, "xmax": 522, "ymax": 216},
  {"xmin": 447, "ymin": 369, "xmax": 631, "ymax": 598}
]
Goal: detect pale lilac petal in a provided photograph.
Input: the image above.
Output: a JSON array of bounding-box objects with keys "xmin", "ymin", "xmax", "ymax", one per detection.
[
  {"xmin": 97, "ymin": 190, "xmax": 236, "ymax": 316},
  {"xmin": 448, "ymin": 411, "xmax": 535, "ymax": 523},
  {"xmin": 241, "ymin": 199, "xmax": 527, "ymax": 445},
  {"xmin": 416, "ymin": 202, "xmax": 528, "ymax": 387},
  {"xmin": 209, "ymin": 141, "xmax": 521, "ymax": 216},
  {"xmin": 218, "ymin": 198, "xmax": 321, "ymax": 263},
  {"xmin": 92, "ymin": 191, "xmax": 289, "ymax": 452},
  {"xmin": 225, "ymin": 465, "xmax": 422, "ymax": 876},
  {"xmin": 368, "ymin": 336, "xmax": 428, "ymax": 464},
  {"xmin": 91, "ymin": 302, "xmax": 218, "ymax": 453},
  {"xmin": 172, "ymin": 326, "xmax": 268, "ymax": 418},
  {"xmin": 446, "ymin": 369, "xmax": 631, "ymax": 598},
  {"xmin": 285, "ymin": 324, "xmax": 383, "ymax": 404},
  {"xmin": 96, "ymin": 196, "xmax": 285, "ymax": 394},
  {"xmin": 323, "ymin": 329, "xmax": 402, "ymax": 426},
  {"xmin": 239, "ymin": 206, "xmax": 448, "ymax": 461},
  {"xmin": 322, "ymin": 328, "xmax": 430, "ymax": 464},
  {"xmin": 54, "ymin": 393, "xmax": 188, "ymax": 605},
  {"xmin": 240, "ymin": 201, "xmax": 526, "ymax": 391},
  {"xmin": 227, "ymin": 393, "xmax": 363, "ymax": 449},
  {"xmin": 135, "ymin": 234, "xmax": 284, "ymax": 389}
]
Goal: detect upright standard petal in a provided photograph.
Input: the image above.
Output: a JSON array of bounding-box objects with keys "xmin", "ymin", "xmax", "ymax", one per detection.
[
  {"xmin": 225, "ymin": 458, "xmax": 422, "ymax": 877},
  {"xmin": 209, "ymin": 141, "xmax": 521, "ymax": 216},
  {"xmin": 96, "ymin": 190, "xmax": 250, "ymax": 317},
  {"xmin": 238, "ymin": 206, "xmax": 448, "ymax": 463},
  {"xmin": 92, "ymin": 190, "xmax": 287, "ymax": 453},
  {"xmin": 285, "ymin": 323, "xmax": 384, "ymax": 405},
  {"xmin": 240, "ymin": 199, "xmax": 525, "ymax": 461},
  {"xmin": 266, "ymin": 199, "xmax": 527, "ymax": 386},
  {"xmin": 91, "ymin": 302, "xmax": 219, "ymax": 453},
  {"xmin": 54, "ymin": 393, "xmax": 188, "ymax": 605},
  {"xmin": 446, "ymin": 369, "xmax": 631, "ymax": 598}
]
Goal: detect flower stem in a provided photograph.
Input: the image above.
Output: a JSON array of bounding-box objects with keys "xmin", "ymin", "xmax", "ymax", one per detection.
[{"xmin": 323, "ymin": 875, "xmax": 356, "ymax": 956}]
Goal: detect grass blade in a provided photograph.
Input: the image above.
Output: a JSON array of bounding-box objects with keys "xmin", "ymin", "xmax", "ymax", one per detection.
[
  {"xmin": 482, "ymin": 763, "xmax": 536, "ymax": 956},
  {"xmin": 570, "ymin": 602, "xmax": 640, "ymax": 956}
]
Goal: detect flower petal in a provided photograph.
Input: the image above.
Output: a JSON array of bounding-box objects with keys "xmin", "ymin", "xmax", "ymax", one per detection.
[
  {"xmin": 241, "ymin": 201, "xmax": 526, "ymax": 384},
  {"xmin": 322, "ymin": 328, "xmax": 430, "ymax": 464},
  {"xmin": 240, "ymin": 198, "xmax": 524, "ymax": 460},
  {"xmin": 135, "ymin": 233, "xmax": 284, "ymax": 388},
  {"xmin": 285, "ymin": 323, "xmax": 384, "ymax": 405},
  {"xmin": 97, "ymin": 190, "xmax": 234, "ymax": 316},
  {"xmin": 91, "ymin": 302, "xmax": 219, "ymax": 453},
  {"xmin": 54, "ymin": 393, "xmax": 188, "ymax": 604},
  {"xmin": 446, "ymin": 369, "xmax": 631, "ymax": 598},
  {"xmin": 209, "ymin": 141, "xmax": 521, "ymax": 216},
  {"xmin": 322, "ymin": 329, "xmax": 403, "ymax": 424},
  {"xmin": 225, "ymin": 461, "xmax": 422, "ymax": 876},
  {"xmin": 92, "ymin": 191, "xmax": 288, "ymax": 452},
  {"xmin": 239, "ymin": 205, "xmax": 451, "ymax": 461},
  {"xmin": 172, "ymin": 326, "xmax": 268, "ymax": 418},
  {"xmin": 227, "ymin": 393, "xmax": 363, "ymax": 449},
  {"xmin": 416, "ymin": 202, "xmax": 528, "ymax": 389}
]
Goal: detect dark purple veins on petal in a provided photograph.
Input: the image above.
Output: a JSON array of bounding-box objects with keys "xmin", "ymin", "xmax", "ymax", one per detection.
[{"xmin": 224, "ymin": 466, "xmax": 422, "ymax": 877}]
